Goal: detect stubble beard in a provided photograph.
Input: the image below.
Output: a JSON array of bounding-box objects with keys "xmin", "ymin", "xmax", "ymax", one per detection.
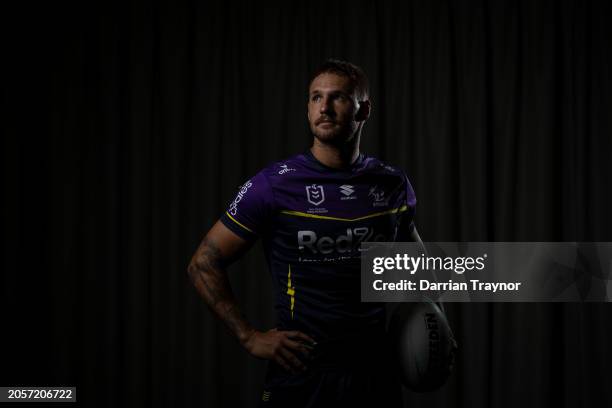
[{"xmin": 310, "ymin": 121, "xmax": 358, "ymax": 147}]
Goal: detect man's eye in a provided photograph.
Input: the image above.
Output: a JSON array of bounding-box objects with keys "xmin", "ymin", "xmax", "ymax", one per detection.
[
  {"xmin": 311, "ymin": 95, "xmax": 321, "ymax": 102},
  {"xmin": 331, "ymin": 94, "xmax": 348, "ymax": 102}
]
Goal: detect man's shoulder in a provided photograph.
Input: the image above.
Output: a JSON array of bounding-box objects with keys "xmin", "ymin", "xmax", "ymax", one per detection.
[
  {"xmin": 361, "ymin": 154, "xmax": 407, "ymax": 177},
  {"xmin": 250, "ymin": 152, "xmax": 309, "ymax": 180}
]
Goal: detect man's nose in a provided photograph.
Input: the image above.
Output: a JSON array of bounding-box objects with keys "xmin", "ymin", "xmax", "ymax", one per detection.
[{"xmin": 319, "ymin": 96, "xmax": 334, "ymax": 114}]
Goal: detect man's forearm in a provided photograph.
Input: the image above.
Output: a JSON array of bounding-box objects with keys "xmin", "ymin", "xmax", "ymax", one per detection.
[
  {"xmin": 187, "ymin": 237, "xmax": 254, "ymax": 345},
  {"xmin": 410, "ymin": 226, "xmax": 445, "ymax": 313}
]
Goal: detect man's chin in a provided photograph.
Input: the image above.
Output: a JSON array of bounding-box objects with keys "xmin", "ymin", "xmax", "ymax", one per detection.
[{"xmin": 312, "ymin": 129, "xmax": 350, "ymax": 145}]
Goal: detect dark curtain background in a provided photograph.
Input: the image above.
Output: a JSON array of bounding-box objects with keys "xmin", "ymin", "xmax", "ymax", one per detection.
[{"xmin": 3, "ymin": 0, "xmax": 612, "ymax": 407}]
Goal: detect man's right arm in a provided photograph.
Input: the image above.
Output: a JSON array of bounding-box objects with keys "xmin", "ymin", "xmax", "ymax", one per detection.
[{"xmin": 187, "ymin": 221, "xmax": 315, "ymax": 373}]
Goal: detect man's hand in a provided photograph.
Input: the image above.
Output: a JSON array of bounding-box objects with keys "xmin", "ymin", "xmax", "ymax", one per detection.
[{"xmin": 242, "ymin": 328, "xmax": 316, "ymax": 373}]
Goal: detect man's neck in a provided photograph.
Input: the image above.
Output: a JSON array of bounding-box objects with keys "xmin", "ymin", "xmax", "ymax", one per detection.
[{"xmin": 310, "ymin": 135, "xmax": 361, "ymax": 169}]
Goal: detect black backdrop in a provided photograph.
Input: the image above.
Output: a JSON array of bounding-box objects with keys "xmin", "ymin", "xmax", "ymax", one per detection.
[{"xmin": 3, "ymin": 0, "xmax": 612, "ymax": 407}]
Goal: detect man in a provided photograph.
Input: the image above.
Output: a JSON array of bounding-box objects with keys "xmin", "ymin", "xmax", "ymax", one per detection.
[{"xmin": 188, "ymin": 59, "xmax": 423, "ymax": 407}]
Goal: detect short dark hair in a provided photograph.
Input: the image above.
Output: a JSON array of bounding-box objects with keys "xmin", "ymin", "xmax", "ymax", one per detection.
[{"xmin": 309, "ymin": 59, "xmax": 370, "ymax": 101}]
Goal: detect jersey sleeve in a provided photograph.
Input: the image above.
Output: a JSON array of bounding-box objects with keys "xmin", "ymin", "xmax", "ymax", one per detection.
[
  {"xmin": 395, "ymin": 171, "xmax": 417, "ymax": 241},
  {"xmin": 219, "ymin": 170, "xmax": 275, "ymax": 241}
]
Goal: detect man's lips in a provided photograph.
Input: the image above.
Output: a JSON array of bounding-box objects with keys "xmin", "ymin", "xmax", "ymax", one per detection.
[{"xmin": 317, "ymin": 119, "xmax": 335, "ymax": 125}]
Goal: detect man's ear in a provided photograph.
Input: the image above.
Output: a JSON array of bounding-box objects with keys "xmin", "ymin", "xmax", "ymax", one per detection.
[{"xmin": 355, "ymin": 100, "xmax": 371, "ymax": 121}]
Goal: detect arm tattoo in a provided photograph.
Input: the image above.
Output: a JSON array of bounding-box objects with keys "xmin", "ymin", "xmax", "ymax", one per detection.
[{"xmin": 188, "ymin": 237, "xmax": 253, "ymax": 344}]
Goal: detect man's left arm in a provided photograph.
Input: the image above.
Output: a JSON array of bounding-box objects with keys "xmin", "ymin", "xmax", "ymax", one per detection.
[{"xmin": 405, "ymin": 224, "xmax": 445, "ymax": 313}]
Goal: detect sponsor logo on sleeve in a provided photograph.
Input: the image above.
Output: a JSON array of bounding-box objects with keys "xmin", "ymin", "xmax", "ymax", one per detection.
[{"xmin": 228, "ymin": 180, "xmax": 253, "ymax": 216}]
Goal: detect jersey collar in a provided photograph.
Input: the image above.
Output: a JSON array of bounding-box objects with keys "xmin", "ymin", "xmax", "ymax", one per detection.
[{"xmin": 303, "ymin": 149, "xmax": 366, "ymax": 173}]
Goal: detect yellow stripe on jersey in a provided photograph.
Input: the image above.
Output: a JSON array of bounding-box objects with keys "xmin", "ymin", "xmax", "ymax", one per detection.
[
  {"xmin": 262, "ymin": 390, "xmax": 271, "ymax": 402},
  {"xmin": 287, "ymin": 265, "xmax": 295, "ymax": 319},
  {"xmin": 280, "ymin": 205, "xmax": 408, "ymax": 222},
  {"xmin": 225, "ymin": 211, "xmax": 254, "ymax": 233}
]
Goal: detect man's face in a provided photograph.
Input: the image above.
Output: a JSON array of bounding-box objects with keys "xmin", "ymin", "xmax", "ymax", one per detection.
[{"xmin": 307, "ymin": 73, "xmax": 366, "ymax": 145}]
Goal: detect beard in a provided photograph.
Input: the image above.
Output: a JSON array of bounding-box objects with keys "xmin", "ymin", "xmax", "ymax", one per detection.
[{"xmin": 310, "ymin": 119, "xmax": 358, "ymax": 146}]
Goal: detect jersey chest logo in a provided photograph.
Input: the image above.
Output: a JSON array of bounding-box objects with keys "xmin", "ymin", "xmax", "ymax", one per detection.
[
  {"xmin": 305, "ymin": 184, "xmax": 325, "ymax": 206},
  {"xmin": 297, "ymin": 227, "xmax": 389, "ymax": 255}
]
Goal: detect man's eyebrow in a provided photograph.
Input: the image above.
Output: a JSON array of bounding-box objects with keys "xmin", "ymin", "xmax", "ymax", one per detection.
[{"xmin": 309, "ymin": 89, "xmax": 350, "ymax": 96}]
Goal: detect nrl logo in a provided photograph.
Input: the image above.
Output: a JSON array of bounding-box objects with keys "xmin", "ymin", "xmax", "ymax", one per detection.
[{"xmin": 305, "ymin": 184, "xmax": 325, "ymax": 206}]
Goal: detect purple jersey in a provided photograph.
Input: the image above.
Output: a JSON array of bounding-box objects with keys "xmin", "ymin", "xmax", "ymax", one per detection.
[{"xmin": 220, "ymin": 150, "xmax": 416, "ymax": 341}]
